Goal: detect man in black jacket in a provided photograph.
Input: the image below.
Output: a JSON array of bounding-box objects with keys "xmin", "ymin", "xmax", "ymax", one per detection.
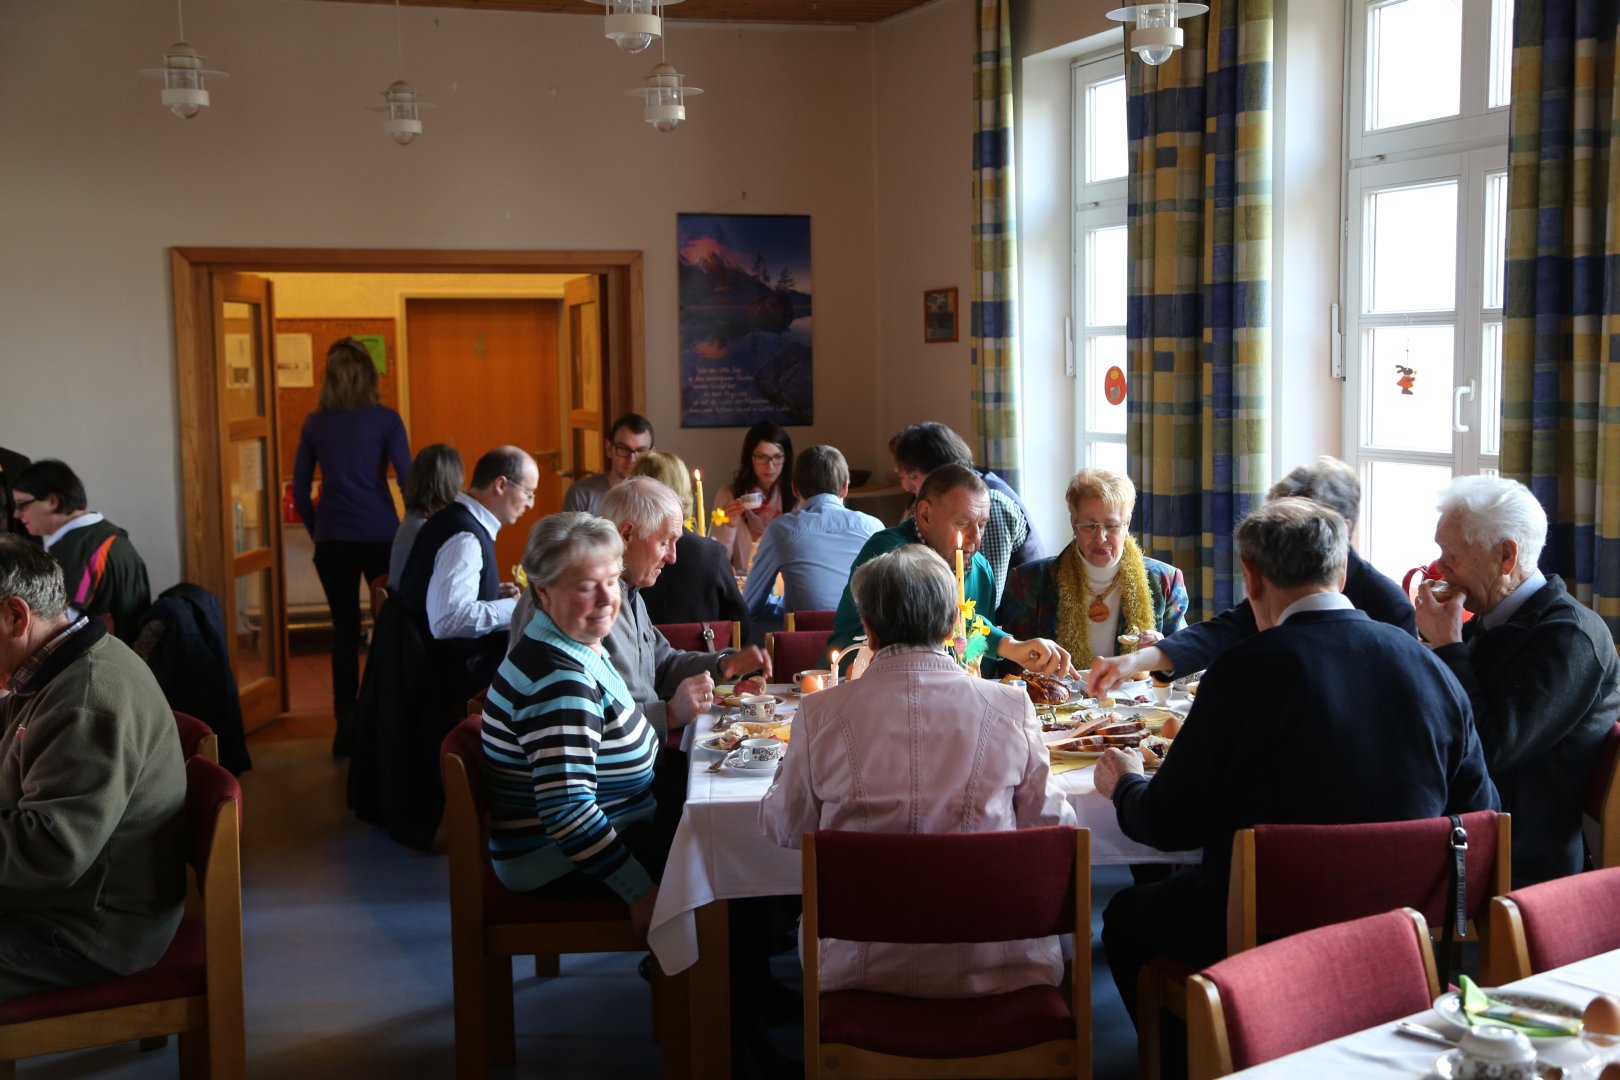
[
  {"xmin": 1090, "ymin": 455, "xmax": 1414, "ymax": 693},
  {"xmin": 1416, "ymin": 475, "xmax": 1620, "ymax": 886},
  {"xmin": 1094, "ymin": 498, "xmax": 1498, "ymax": 1019}
]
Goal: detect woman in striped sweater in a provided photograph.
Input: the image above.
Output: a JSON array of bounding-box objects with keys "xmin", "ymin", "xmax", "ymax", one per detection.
[{"xmin": 481, "ymin": 512, "xmax": 667, "ymax": 936}]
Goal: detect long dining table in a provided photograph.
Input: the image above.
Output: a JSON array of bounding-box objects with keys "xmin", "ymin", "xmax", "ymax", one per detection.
[{"xmin": 646, "ymin": 681, "xmax": 1195, "ymax": 1077}]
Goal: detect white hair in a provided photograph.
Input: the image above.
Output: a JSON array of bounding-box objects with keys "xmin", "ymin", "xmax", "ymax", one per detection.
[
  {"xmin": 598, "ymin": 475, "xmax": 682, "ymax": 538},
  {"xmin": 1436, "ymin": 475, "xmax": 1547, "ymax": 571}
]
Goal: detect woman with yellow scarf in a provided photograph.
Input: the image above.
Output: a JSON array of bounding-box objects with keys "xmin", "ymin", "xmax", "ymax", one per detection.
[{"xmin": 996, "ymin": 469, "xmax": 1188, "ymax": 670}]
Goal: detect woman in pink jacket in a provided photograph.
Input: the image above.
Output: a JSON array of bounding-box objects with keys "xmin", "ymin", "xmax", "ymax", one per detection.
[{"xmin": 759, "ymin": 543, "xmax": 1075, "ymax": 997}]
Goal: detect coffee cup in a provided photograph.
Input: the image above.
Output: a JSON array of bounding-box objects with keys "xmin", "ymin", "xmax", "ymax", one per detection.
[
  {"xmin": 739, "ymin": 737, "xmax": 783, "ymax": 766},
  {"xmin": 739, "ymin": 694, "xmax": 778, "ymax": 722},
  {"xmin": 738, "ymin": 492, "xmax": 764, "ymax": 511},
  {"xmin": 1454, "ymin": 1026, "xmax": 1536, "ymax": 1080}
]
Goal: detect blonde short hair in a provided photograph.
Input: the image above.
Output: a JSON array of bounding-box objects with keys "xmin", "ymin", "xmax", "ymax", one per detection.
[
  {"xmin": 632, "ymin": 450, "xmax": 694, "ymax": 518},
  {"xmin": 1065, "ymin": 468, "xmax": 1135, "ymax": 522}
]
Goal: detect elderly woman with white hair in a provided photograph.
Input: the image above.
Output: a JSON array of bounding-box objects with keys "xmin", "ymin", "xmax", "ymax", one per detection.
[
  {"xmin": 482, "ymin": 512, "xmax": 669, "ymax": 935},
  {"xmin": 597, "ymin": 477, "xmax": 770, "ymax": 740},
  {"xmin": 760, "ymin": 544, "xmax": 1076, "ymax": 998},
  {"xmin": 1414, "ymin": 474, "xmax": 1620, "ymax": 886}
]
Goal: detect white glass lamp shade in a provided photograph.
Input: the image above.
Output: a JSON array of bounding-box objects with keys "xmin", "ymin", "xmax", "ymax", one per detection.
[
  {"xmin": 143, "ymin": 42, "xmax": 225, "ymax": 119},
  {"xmin": 1105, "ymin": 3, "xmax": 1209, "ymax": 66},
  {"xmin": 587, "ymin": 0, "xmax": 684, "ymax": 54},
  {"xmin": 382, "ymin": 80, "xmax": 423, "ymax": 145},
  {"xmin": 628, "ymin": 63, "xmax": 703, "ymax": 132}
]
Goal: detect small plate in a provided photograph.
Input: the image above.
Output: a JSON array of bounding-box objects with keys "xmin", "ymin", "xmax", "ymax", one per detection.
[
  {"xmin": 693, "ymin": 733, "xmax": 734, "ymax": 755},
  {"xmin": 724, "ymin": 754, "xmax": 781, "ymax": 772},
  {"xmin": 1433, "ymin": 990, "xmax": 1584, "ymax": 1046}
]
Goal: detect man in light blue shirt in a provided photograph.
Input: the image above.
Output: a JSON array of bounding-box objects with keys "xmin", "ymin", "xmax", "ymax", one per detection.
[{"xmin": 743, "ymin": 445, "xmax": 883, "ymax": 637}]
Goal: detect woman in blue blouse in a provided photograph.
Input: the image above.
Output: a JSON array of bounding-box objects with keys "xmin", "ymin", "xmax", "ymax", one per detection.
[
  {"xmin": 481, "ymin": 512, "xmax": 666, "ymax": 934},
  {"xmin": 292, "ymin": 338, "xmax": 411, "ymax": 746}
]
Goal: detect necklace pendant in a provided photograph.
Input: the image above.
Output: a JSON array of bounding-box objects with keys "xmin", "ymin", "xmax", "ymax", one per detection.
[{"xmin": 1088, "ymin": 598, "xmax": 1110, "ymax": 623}]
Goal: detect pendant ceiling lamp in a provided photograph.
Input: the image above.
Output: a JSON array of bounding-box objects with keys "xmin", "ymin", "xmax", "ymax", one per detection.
[
  {"xmin": 586, "ymin": 0, "xmax": 685, "ymax": 55},
  {"xmin": 1105, "ymin": 2, "xmax": 1209, "ymax": 66},
  {"xmin": 630, "ymin": 61, "xmax": 703, "ymax": 132},
  {"xmin": 371, "ymin": 1, "xmax": 433, "ymax": 145},
  {"xmin": 139, "ymin": 0, "xmax": 227, "ymax": 119}
]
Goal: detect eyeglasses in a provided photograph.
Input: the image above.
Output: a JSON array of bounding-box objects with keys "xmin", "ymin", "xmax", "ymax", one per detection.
[
  {"xmin": 611, "ymin": 443, "xmax": 650, "ymax": 460},
  {"xmin": 1073, "ymin": 520, "xmax": 1127, "ymax": 538},
  {"xmin": 11, "ymin": 496, "xmax": 37, "ymax": 512},
  {"xmin": 508, "ymin": 480, "xmax": 536, "ymax": 501},
  {"xmin": 752, "ymin": 452, "xmax": 786, "ymax": 467}
]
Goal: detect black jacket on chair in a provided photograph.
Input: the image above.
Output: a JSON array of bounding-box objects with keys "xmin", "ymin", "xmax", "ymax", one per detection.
[
  {"xmin": 637, "ymin": 531, "xmax": 750, "ymax": 644},
  {"xmin": 130, "ymin": 583, "xmax": 251, "ymax": 775}
]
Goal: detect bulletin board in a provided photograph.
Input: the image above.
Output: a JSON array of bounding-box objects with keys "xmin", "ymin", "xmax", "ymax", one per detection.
[{"xmin": 273, "ymin": 320, "xmax": 403, "ymax": 482}]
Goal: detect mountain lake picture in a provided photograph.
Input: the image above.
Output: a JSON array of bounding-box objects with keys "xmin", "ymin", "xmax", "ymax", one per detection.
[{"xmin": 677, "ymin": 213, "xmax": 812, "ymax": 427}]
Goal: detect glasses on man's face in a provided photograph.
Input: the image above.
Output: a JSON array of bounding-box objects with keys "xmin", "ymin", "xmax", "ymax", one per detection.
[
  {"xmin": 611, "ymin": 443, "xmax": 650, "ymax": 460},
  {"xmin": 1073, "ymin": 520, "xmax": 1127, "ymax": 538},
  {"xmin": 11, "ymin": 496, "xmax": 37, "ymax": 514},
  {"xmin": 509, "ymin": 480, "xmax": 536, "ymax": 503},
  {"xmin": 752, "ymin": 453, "xmax": 786, "ymax": 467}
]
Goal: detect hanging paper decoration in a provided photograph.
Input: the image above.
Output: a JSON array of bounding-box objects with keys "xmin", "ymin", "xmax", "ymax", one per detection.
[
  {"xmin": 1395, "ymin": 364, "xmax": 1416, "ymax": 395},
  {"xmin": 1104, "ymin": 365, "xmax": 1127, "ymax": 406}
]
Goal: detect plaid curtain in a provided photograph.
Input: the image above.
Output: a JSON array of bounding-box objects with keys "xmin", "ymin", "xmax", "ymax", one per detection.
[
  {"xmin": 1502, "ymin": 0, "xmax": 1620, "ymax": 633},
  {"xmin": 971, "ymin": 0, "xmax": 1022, "ymax": 488},
  {"xmin": 1125, "ymin": 0, "xmax": 1273, "ymax": 623}
]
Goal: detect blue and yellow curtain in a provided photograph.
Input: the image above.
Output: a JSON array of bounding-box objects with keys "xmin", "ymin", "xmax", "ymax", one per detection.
[
  {"xmin": 1125, "ymin": 0, "xmax": 1273, "ymax": 622},
  {"xmin": 1503, "ymin": 0, "xmax": 1620, "ymax": 633},
  {"xmin": 971, "ymin": 0, "xmax": 1021, "ymax": 489}
]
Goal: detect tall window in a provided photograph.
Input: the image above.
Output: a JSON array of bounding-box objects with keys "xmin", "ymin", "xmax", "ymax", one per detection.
[
  {"xmin": 1344, "ymin": 0, "xmax": 1512, "ymax": 582},
  {"xmin": 1072, "ymin": 54, "xmax": 1129, "ymax": 474}
]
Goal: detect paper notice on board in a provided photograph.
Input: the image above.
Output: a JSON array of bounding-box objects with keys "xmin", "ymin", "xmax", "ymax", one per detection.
[{"xmin": 276, "ymin": 333, "xmax": 314, "ymax": 388}]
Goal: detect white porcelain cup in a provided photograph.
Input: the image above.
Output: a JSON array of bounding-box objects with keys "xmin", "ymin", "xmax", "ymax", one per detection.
[
  {"xmin": 1454, "ymin": 1026, "xmax": 1537, "ymax": 1080},
  {"xmin": 739, "ymin": 695, "xmax": 778, "ymax": 722},
  {"xmin": 740, "ymin": 738, "xmax": 783, "ymax": 765},
  {"xmin": 738, "ymin": 492, "xmax": 764, "ymax": 510}
]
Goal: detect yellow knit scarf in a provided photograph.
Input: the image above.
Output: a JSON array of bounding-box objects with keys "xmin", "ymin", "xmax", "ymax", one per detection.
[{"xmin": 1055, "ymin": 536, "xmax": 1154, "ymax": 667}]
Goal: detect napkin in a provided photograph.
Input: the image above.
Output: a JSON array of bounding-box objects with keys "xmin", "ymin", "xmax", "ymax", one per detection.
[{"xmin": 1458, "ymin": 975, "xmax": 1584, "ymax": 1038}]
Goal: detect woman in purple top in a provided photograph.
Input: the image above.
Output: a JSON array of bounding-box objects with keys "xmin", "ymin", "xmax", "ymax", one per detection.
[{"xmin": 292, "ymin": 338, "xmax": 412, "ymax": 744}]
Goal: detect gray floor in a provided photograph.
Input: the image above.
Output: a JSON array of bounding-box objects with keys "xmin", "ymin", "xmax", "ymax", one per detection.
[{"xmin": 17, "ymin": 738, "xmax": 1143, "ymax": 1079}]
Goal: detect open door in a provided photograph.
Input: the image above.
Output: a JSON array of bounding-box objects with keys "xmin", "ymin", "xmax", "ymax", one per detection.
[
  {"xmin": 212, "ymin": 272, "xmax": 288, "ymax": 727},
  {"xmin": 560, "ymin": 275, "xmax": 607, "ymax": 485}
]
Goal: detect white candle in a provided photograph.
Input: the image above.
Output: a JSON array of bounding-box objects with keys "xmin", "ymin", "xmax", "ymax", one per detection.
[
  {"xmin": 829, "ymin": 650, "xmax": 840, "ymax": 686},
  {"xmin": 693, "ymin": 469, "xmax": 706, "ymax": 537}
]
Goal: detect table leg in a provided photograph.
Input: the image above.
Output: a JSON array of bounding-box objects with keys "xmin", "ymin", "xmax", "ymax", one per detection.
[{"xmin": 687, "ymin": 898, "xmax": 731, "ymax": 1078}]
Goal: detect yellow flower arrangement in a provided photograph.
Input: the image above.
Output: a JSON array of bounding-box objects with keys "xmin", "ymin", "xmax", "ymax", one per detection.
[
  {"xmin": 511, "ymin": 564, "xmax": 529, "ymax": 590},
  {"xmin": 710, "ymin": 506, "xmax": 731, "ymax": 528}
]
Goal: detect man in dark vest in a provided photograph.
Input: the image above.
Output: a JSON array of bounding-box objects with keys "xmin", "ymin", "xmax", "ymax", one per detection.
[{"xmin": 396, "ymin": 445, "xmax": 538, "ymax": 704}]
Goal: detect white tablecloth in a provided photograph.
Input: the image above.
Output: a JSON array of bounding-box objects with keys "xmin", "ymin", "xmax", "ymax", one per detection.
[
  {"xmin": 647, "ymin": 685, "xmax": 1197, "ymax": 976},
  {"xmin": 1227, "ymin": 949, "xmax": 1620, "ymax": 1078}
]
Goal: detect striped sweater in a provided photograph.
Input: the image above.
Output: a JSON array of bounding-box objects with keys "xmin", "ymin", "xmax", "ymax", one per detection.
[{"xmin": 481, "ymin": 610, "xmax": 660, "ymax": 902}]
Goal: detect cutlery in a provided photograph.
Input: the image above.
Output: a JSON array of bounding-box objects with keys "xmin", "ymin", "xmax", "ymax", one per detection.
[{"xmin": 707, "ymin": 749, "xmax": 739, "ymax": 773}]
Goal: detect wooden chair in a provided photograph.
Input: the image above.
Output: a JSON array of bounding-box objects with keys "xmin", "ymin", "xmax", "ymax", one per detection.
[
  {"xmin": 369, "ymin": 577, "xmax": 390, "ymax": 622},
  {"xmin": 803, "ymin": 826, "xmax": 1091, "ymax": 1079},
  {"xmin": 1138, "ymin": 811, "xmax": 1509, "ymax": 1080},
  {"xmin": 785, "ymin": 610, "xmax": 835, "ymax": 633},
  {"xmin": 172, "ymin": 710, "xmax": 219, "ymax": 763},
  {"xmin": 440, "ymin": 715, "xmax": 676, "ymax": 1079},
  {"xmin": 1186, "ymin": 908, "xmax": 1439, "ymax": 1079},
  {"xmin": 0, "ymin": 757, "xmax": 245, "ymax": 1080},
  {"xmin": 1584, "ymin": 722, "xmax": 1620, "ymax": 869},
  {"xmin": 654, "ymin": 620, "xmax": 740, "ymax": 653},
  {"xmin": 766, "ymin": 629, "xmax": 833, "ymax": 677},
  {"xmin": 1487, "ymin": 865, "xmax": 1620, "ymax": 983}
]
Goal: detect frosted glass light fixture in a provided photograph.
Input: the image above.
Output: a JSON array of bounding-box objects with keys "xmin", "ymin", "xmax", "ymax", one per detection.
[
  {"xmin": 586, "ymin": 0, "xmax": 685, "ymax": 55},
  {"xmin": 629, "ymin": 62, "xmax": 702, "ymax": 132},
  {"xmin": 139, "ymin": 1, "xmax": 227, "ymax": 119},
  {"xmin": 1105, "ymin": 3, "xmax": 1209, "ymax": 66},
  {"xmin": 370, "ymin": 1, "xmax": 433, "ymax": 145}
]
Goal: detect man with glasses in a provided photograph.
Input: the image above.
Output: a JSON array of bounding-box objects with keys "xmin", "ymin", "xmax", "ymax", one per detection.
[
  {"xmin": 395, "ymin": 446, "xmax": 539, "ymax": 702},
  {"xmin": 563, "ymin": 413, "xmax": 655, "ymax": 514}
]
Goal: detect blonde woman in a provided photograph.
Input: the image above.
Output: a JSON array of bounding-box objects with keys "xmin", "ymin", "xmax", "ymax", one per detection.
[
  {"xmin": 996, "ymin": 469, "xmax": 1188, "ymax": 670},
  {"xmin": 291, "ymin": 337, "xmax": 412, "ymax": 740},
  {"xmin": 630, "ymin": 450, "xmax": 749, "ymax": 639}
]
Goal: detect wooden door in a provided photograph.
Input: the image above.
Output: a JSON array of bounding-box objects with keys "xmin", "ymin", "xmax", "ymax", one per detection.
[
  {"xmin": 212, "ymin": 272, "xmax": 289, "ymax": 726},
  {"xmin": 404, "ymin": 298, "xmax": 560, "ymax": 580},
  {"xmin": 561, "ymin": 275, "xmax": 607, "ymax": 484}
]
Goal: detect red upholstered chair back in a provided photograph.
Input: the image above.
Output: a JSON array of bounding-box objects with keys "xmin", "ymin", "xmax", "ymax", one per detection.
[
  {"xmin": 1196, "ymin": 909, "xmax": 1439, "ymax": 1073},
  {"xmin": 1506, "ymin": 866, "xmax": 1620, "ymax": 972},
  {"xmin": 767, "ymin": 629, "xmax": 834, "ymax": 678},
  {"xmin": 655, "ymin": 621, "xmax": 738, "ymax": 653},
  {"xmin": 786, "ymin": 609, "xmax": 835, "ymax": 632},
  {"xmin": 173, "ymin": 709, "xmax": 219, "ymax": 763},
  {"xmin": 1240, "ymin": 811, "xmax": 1505, "ymax": 949},
  {"xmin": 441, "ymin": 714, "xmax": 487, "ymax": 819},
  {"xmin": 812, "ymin": 827, "xmax": 1080, "ymax": 945},
  {"xmin": 185, "ymin": 756, "xmax": 242, "ymax": 875}
]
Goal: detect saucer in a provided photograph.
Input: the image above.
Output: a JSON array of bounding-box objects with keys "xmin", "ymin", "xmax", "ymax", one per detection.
[{"xmin": 725, "ymin": 754, "xmax": 781, "ymax": 772}]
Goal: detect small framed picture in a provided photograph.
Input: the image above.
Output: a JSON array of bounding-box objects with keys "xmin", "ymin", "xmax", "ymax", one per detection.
[{"xmin": 923, "ymin": 287, "xmax": 959, "ymax": 344}]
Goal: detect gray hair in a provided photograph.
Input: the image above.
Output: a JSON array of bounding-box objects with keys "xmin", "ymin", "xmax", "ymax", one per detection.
[
  {"xmin": 1234, "ymin": 498, "xmax": 1349, "ymax": 589},
  {"xmin": 598, "ymin": 476, "xmax": 682, "ymax": 538},
  {"xmin": 521, "ymin": 512, "xmax": 625, "ymax": 591},
  {"xmin": 851, "ymin": 545, "xmax": 958, "ymax": 648},
  {"xmin": 1436, "ymin": 475, "xmax": 1547, "ymax": 572},
  {"xmin": 1268, "ymin": 456, "xmax": 1362, "ymax": 528},
  {"xmin": 0, "ymin": 534, "xmax": 67, "ymax": 619}
]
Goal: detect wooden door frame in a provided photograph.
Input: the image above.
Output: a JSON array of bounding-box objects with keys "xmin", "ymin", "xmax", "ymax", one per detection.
[{"xmin": 171, "ymin": 247, "xmax": 645, "ymax": 666}]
